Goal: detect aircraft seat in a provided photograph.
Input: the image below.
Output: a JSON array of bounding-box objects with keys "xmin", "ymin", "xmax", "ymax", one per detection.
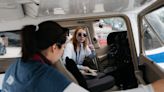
[
  {"xmin": 65, "ymin": 57, "xmax": 115, "ymax": 92},
  {"xmin": 106, "ymin": 31, "xmax": 138, "ymax": 89}
]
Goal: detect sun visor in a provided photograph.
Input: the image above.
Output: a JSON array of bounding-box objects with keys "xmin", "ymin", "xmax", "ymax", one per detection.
[
  {"xmin": 23, "ymin": 0, "xmax": 153, "ymax": 18},
  {"xmin": 0, "ymin": 0, "xmax": 24, "ymax": 21},
  {"xmin": 23, "ymin": 0, "xmax": 106, "ymax": 17}
]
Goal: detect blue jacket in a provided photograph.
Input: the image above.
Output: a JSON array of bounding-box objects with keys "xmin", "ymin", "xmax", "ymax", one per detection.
[{"xmin": 2, "ymin": 58, "xmax": 70, "ymax": 92}]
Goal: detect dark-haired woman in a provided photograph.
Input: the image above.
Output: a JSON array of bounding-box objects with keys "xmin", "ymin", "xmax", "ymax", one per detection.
[{"xmin": 2, "ymin": 21, "xmax": 88, "ymax": 92}]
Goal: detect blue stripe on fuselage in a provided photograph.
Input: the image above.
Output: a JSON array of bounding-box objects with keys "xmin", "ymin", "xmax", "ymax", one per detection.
[{"xmin": 147, "ymin": 52, "xmax": 164, "ymax": 63}]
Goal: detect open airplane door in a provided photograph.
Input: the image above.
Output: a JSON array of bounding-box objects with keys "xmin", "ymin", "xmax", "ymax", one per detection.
[{"xmin": 138, "ymin": 0, "xmax": 164, "ymax": 83}]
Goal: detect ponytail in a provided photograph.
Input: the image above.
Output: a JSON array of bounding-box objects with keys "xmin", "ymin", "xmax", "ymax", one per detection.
[
  {"xmin": 21, "ymin": 25, "xmax": 38, "ymax": 60},
  {"xmin": 21, "ymin": 21, "xmax": 67, "ymax": 61}
]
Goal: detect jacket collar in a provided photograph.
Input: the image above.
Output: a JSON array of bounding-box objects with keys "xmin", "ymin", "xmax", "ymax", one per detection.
[{"xmin": 32, "ymin": 53, "xmax": 51, "ymax": 65}]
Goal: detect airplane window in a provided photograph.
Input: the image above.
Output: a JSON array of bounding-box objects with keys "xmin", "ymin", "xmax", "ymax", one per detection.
[
  {"xmin": 142, "ymin": 20, "xmax": 162, "ymax": 50},
  {"xmin": 142, "ymin": 7, "xmax": 164, "ymax": 68},
  {"xmin": 145, "ymin": 7, "xmax": 164, "ymax": 42},
  {"xmin": 0, "ymin": 31, "xmax": 21, "ymax": 57},
  {"xmin": 93, "ymin": 17, "xmax": 127, "ymax": 47},
  {"xmin": 0, "ymin": 31, "xmax": 21, "ymax": 73}
]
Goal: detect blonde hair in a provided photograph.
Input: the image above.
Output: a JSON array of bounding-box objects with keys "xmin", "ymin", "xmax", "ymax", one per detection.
[{"xmin": 71, "ymin": 26, "xmax": 88, "ymax": 52}]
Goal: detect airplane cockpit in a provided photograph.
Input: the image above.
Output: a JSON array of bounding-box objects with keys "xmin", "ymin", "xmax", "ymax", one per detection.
[{"xmin": 0, "ymin": 0, "xmax": 164, "ymax": 92}]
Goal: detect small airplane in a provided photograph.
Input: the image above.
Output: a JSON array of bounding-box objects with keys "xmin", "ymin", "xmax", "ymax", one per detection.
[{"xmin": 0, "ymin": 0, "xmax": 163, "ymax": 91}]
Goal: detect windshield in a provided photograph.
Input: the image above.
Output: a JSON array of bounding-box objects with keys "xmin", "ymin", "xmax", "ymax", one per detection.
[
  {"xmin": 143, "ymin": 7, "xmax": 164, "ymax": 69},
  {"xmin": 145, "ymin": 7, "xmax": 164, "ymax": 43}
]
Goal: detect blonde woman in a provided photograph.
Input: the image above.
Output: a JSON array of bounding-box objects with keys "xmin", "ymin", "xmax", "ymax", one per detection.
[{"xmin": 62, "ymin": 27, "xmax": 96, "ymax": 73}]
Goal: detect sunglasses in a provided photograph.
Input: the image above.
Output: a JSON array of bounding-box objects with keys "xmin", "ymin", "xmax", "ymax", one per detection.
[{"xmin": 78, "ymin": 33, "xmax": 87, "ymax": 37}]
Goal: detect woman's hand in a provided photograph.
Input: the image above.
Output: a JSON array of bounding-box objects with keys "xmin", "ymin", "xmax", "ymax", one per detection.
[
  {"xmin": 152, "ymin": 79, "xmax": 164, "ymax": 92},
  {"xmin": 88, "ymin": 44, "xmax": 95, "ymax": 51},
  {"xmin": 81, "ymin": 66, "xmax": 98, "ymax": 76},
  {"xmin": 83, "ymin": 66, "xmax": 90, "ymax": 72}
]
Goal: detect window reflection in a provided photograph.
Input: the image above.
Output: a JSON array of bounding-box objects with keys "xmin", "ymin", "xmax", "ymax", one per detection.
[
  {"xmin": 0, "ymin": 31, "xmax": 21, "ymax": 47},
  {"xmin": 93, "ymin": 17, "xmax": 127, "ymax": 47},
  {"xmin": 145, "ymin": 7, "xmax": 164, "ymax": 42},
  {"xmin": 0, "ymin": 31, "xmax": 21, "ymax": 56}
]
